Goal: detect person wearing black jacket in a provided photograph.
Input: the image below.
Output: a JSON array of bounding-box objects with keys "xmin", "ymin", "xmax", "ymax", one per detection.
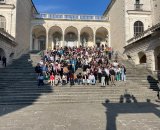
[
  {"xmin": 35, "ymin": 63, "xmax": 42, "ymax": 75},
  {"xmin": 2, "ymin": 56, "xmax": 6, "ymax": 67}
]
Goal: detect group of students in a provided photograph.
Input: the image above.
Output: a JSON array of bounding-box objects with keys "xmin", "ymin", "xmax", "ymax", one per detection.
[{"xmin": 35, "ymin": 46, "xmax": 126, "ymax": 87}]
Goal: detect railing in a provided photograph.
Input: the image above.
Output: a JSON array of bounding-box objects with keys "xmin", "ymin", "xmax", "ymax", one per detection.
[
  {"xmin": 33, "ymin": 13, "xmax": 108, "ymax": 21},
  {"xmin": 134, "ymin": 4, "xmax": 143, "ymax": 11},
  {"xmin": 0, "ymin": 28, "xmax": 16, "ymax": 45}
]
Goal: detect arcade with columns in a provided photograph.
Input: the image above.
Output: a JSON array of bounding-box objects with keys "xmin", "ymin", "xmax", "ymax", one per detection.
[{"xmin": 30, "ymin": 14, "xmax": 110, "ymax": 50}]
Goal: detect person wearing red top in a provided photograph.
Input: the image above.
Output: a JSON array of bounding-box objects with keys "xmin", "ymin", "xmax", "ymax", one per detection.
[{"xmin": 50, "ymin": 73, "xmax": 55, "ymax": 86}]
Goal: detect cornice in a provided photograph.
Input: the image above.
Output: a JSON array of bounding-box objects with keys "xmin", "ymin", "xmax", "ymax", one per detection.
[{"xmin": 0, "ymin": 4, "xmax": 15, "ymax": 9}]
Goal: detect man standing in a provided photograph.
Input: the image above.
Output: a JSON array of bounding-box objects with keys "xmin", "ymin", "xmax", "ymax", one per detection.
[{"xmin": 2, "ymin": 56, "xmax": 6, "ymax": 67}]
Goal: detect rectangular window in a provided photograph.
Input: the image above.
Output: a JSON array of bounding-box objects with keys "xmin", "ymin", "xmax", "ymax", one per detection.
[
  {"xmin": 136, "ymin": 0, "xmax": 140, "ymax": 4},
  {"xmin": 0, "ymin": 0, "xmax": 5, "ymax": 3}
]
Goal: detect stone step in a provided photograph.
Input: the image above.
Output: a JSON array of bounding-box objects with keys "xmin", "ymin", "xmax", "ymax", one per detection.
[{"xmin": 0, "ymin": 97, "xmax": 155, "ymax": 105}]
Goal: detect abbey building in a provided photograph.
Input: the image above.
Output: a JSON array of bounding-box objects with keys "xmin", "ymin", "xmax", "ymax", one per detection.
[{"xmin": 0, "ymin": 0, "xmax": 160, "ymax": 73}]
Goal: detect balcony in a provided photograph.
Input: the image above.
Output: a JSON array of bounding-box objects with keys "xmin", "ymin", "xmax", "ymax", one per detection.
[
  {"xmin": 134, "ymin": 4, "xmax": 143, "ymax": 11},
  {"xmin": 33, "ymin": 13, "xmax": 108, "ymax": 21}
]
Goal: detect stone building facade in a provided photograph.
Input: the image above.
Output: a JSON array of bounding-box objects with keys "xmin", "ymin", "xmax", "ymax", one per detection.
[
  {"xmin": 0, "ymin": 0, "xmax": 160, "ymax": 73},
  {"xmin": 103, "ymin": 0, "xmax": 160, "ymax": 74},
  {"xmin": 31, "ymin": 17, "xmax": 110, "ymax": 51},
  {"xmin": 0, "ymin": 0, "xmax": 37, "ymax": 63},
  {"xmin": 0, "ymin": 29, "xmax": 17, "ymax": 67}
]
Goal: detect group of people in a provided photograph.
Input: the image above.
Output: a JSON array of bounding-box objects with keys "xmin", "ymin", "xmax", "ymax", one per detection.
[{"xmin": 35, "ymin": 46, "xmax": 126, "ymax": 87}]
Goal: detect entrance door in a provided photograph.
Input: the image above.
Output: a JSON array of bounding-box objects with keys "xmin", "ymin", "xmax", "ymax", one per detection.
[
  {"xmin": 157, "ymin": 54, "xmax": 160, "ymax": 70},
  {"xmin": 96, "ymin": 42, "xmax": 101, "ymax": 48},
  {"xmin": 39, "ymin": 40, "xmax": 45, "ymax": 50}
]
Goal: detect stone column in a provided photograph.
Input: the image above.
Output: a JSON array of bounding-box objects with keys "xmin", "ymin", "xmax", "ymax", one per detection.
[
  {"xmin": 30, "ymin": 33, "xmax": 32, "ymax": 51},
  {"xmin": 62, "ymin": 31, "xmax": 65, "ymax": 47},
  {"xmin": 46, "ymin": 30, "xmax": 49, "ymax": 50},
  {"xmin": 35, "ymin": 38, "xmax": 38, "ymax": 50},
  {"xmin": 93, "ymin": 31, "xmax": 96, "ymax": 47},
  {"xmin": 146, "ymin": 50, "xmax": 155, "ymax": 71},
  {"xmin": 78, "ymin": 31, "xmax": 80, "ymax": 47}
]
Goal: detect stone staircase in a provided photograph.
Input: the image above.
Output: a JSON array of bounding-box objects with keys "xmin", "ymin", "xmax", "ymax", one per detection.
[{"xmin": 0, "ymin": 53, "xmax": 158, "ymax": 105}]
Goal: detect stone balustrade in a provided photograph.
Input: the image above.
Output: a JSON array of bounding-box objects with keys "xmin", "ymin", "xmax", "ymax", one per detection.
[
  {"xmin": 33, "ymin": 13, "xmax": 108, "ymax": 21},
  {"xmin": 127, "ymin": 22, "xmax": 160, "ymax": 45},
  {"xmin": 0, "ymin": 29, "xmax": 16, "ymax": 44}
]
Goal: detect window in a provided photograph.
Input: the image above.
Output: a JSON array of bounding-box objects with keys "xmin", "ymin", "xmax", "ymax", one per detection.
[
  {"xmin": 135, "ymin": 0, "xmax": 140, "ymax": 4},
  {"xmin": 0, "ymin": 0, "xmax": 5, "ymax": 3},
  {"xmin": 0, "ymin": 16, "xmax": 6, "ymax": 30},
  {"xmin": 134, "ymin": 21, "xmax": 144, "ymax": 36}
]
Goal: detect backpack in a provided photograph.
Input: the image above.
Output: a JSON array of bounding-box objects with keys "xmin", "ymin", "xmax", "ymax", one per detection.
[{"xmin": 102, "ymin": 70, "xmax": 106, "ymax": 77}]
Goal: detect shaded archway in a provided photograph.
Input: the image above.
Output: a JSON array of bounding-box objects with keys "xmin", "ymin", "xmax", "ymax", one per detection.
[
  {"xmin": 48, "ymin": 26, "xmax": 63, "ymax": 49},
  {"xmin": 154, "ymin": 46, "xmax": 160, "ymax": 70},
  {"xmin": 96, "ymin": 27, "xmax": 108, "ymax": 47},
  {"xmin": 80, "ymin": 27, "xmax": 93, "ymax": 47},
  {"xmin": 32, "ymin": 25, "xmax": 46, "ymax": 51},
  {"xmin": 138, "ymin": 52, "xmax": 146, "ymax": 64},
  {"xmin": 64, "ymin": 26, "xmax": 78, "ymax": 47},
  {"xmin": 0, "ymin": 48, "xmax": 5, "ymax": 61}
]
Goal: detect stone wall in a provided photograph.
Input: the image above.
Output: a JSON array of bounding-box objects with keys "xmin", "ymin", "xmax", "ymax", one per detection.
[
  {"xmin": 0, "ymin": 0, "xmax": 17, "ymax": 37},
  {"xmin": 0, "ymin": 33, "xmax": 16, "ymax": 67},
  {"xmin": 15, "ymin": 0, "xmax": 33, "ymax": 58},
  {"xmin": 105, "ymin": 0, "xmax": 126, "ymax": 52},
  {"xmin": 125, "ymin": 0, "xmax": 152, "ymax": 45},
  {"xmin": 124, "ymin": 32, "xmax": 160, "ymax": 71},
  {"xmin": 152, "ymin": 0, "xmax": 160, "ymax": 25}
]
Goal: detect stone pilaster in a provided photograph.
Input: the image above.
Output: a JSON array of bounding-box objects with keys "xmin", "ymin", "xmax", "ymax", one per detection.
[{"xmin": 146, "ymin": 50, "xmax": 155, "ymax": 71}]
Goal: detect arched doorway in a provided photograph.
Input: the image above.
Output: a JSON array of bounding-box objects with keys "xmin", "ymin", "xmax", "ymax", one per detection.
[
  {"xmin": 38, "ymin": 36, "xmax": 46, "ymax": 50},
  {"xmin": 96, "ymin": 27, "xmax": 108, "ymax": 48},
  {"xmin": 138, "ymin": 52, "xmax": 146, "ymax": 64},
  {"xmin": 80, "ymin": 27, "xmax": 93, "ymax": 47},
  {"xmin": 32, "ymin": 25, "xmax": 46, "ymax": 51},
  {"xmin": 65, "ymin": 26, "xmax": 78, "ymax": 47},
  {"xmin": 48, "ymin": 26, "xmax": 62, "ymax": 49}
]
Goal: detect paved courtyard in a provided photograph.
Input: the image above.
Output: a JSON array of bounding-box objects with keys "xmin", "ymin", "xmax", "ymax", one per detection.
[{"xmin": 0, "ymin": 102, "xmax": 160, "ymax": 130}]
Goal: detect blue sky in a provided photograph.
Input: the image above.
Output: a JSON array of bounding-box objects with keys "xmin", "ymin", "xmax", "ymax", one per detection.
[{"xmin": 33, "ymin": 0, "xmax": 111, "ymax": 15}]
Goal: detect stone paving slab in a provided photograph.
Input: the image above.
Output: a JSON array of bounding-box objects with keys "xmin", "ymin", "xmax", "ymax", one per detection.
[{"xmin": 0, "ymin": 102, "xmax": 160, "ymax": 130}]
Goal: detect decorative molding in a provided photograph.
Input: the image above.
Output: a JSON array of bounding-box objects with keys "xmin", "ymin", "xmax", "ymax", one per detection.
[{"xmin": 0, "ymin": 4, "xmax": 15, "ymax": 9}]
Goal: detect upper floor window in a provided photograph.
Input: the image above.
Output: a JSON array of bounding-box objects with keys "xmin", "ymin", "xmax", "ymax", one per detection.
[
  {"xmin": 0, "ymin": 0, "xmax": 5, "ymax": 3},
  {"xmin": 0, "ymin": 15, "xmax": 6, "ymax": 30},
  {"xmin": 135, "ymin": 0, "xmax": 143, "ymax": 10},
  {"xmin": 135, "ymin": 0, "xmax": 140, "ymax": 4},
  {"xmin": 134, "ymin": 21, "xmax": 144, "ymax": 36}
]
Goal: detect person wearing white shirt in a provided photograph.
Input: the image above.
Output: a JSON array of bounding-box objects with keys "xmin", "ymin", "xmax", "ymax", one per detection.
[
  {"xmin": 88, "ymin": 73, "xmax": 96, "ymax": 85},
  {"xmin": 105, "ymin": 67, "xmax": 110, "ymax": 85},
  {"xmin": 113, "ymin": 60, "xmax": 119, "ymax": 67},
  {"xmin": 98, "ymin": 67, "xmax": 102, "ymax": 83}
]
